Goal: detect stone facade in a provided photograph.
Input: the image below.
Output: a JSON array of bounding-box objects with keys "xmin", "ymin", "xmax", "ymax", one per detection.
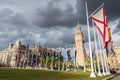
[
  {"xmin": 0, "ymin": 40, "xmax": 29, "ymax": 67},
  {"xmin": 108, "ymin": 46, "xmax": 120, "ymax": 69},
  {"xmin": 0, "ymin": 40, "xmax": 64, "ymax": 69}
]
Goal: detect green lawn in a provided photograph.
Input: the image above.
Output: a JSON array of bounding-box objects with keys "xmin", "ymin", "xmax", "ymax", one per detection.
[{"xmin": 0, "ymin": 68, "xmax": 112, "ymax": 80}]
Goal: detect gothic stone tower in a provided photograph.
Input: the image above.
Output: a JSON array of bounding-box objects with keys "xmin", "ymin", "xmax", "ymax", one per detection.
[{"xmin": 75, "ymin": 22, "xmax": 85, "ymax": 67}]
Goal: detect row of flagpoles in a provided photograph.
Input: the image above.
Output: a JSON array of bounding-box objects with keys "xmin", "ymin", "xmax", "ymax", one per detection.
[
  {"xmin": 1, "ymin": 44, "xmax": 78, "ymax": 70},
  {"xmin": 85, "ymin": 0, "xmax": 115, "ymax": 77},
  {"xmin": 0, "ymin": 1, "xmax": 116, "ymax": 78}
]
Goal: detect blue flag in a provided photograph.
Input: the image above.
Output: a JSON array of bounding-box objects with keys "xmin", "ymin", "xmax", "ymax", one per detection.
[
  {"xmin": 67, "ymin": 49, "xmax": 71, "ymax": 60},
  {"xmin": 106, "ymin": 48, "xmax": 109, "ymax": 57},
  {"xmin": 92, "ymin": 48, "xmax": 95, "ymax": 58},
  {"xmin": 75, "ymin": 50, "xmax": 77, "ymax": 59}
]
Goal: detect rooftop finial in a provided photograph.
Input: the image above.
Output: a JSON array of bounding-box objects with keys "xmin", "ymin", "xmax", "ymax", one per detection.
[
  {"xmin": 76, "ymin": 20, "xmax": 81, "ymax": 33},
  {"xmin": 16, "ymin": 38, "xmax": 20, "ymax": 44},
  {"xmin": 78, "ymin": 19, "xmax": 80, "ymax": 25},
  {"xmin": 77, "ymin": 19, "xmax": 81, "ymax": 29}
]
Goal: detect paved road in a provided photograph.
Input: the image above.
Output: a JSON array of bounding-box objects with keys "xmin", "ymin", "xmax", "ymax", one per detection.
[{"xmin": 108, "ymin": 75, "xmax": 120, "ymax": 80}]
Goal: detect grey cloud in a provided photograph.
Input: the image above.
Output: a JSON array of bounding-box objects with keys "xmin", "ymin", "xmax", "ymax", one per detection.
[
  {"xmin": 0, "ymin": 0, "xmax": 120, "ymax": 50},
  {"xmin": 32, "ymin": 0, "xmax": 81, "ymax": 28},
  {"xmin": 86, "ymin": 0, "xmax": 120, "ymax": 20},
  {"xmin": 0, "ymin": 8, "xmax": 34, "ymax": 49},
  {"xmin": 32, "ymin": 0, "xmax": 120, "ymax": 28},
  {"xmin": 113, "ymin": 20, "xmax": 120, "ymax": 34}
]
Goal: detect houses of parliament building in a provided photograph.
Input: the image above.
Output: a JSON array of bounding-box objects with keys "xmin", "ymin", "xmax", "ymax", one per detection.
[
  {"xmin": 0, "ymin": 40, "xmax": 64, "ymax": 68},
  {"xmin": 0, "ymin": 40, "xmax": 40, "ymax": 67},
  {"xmin": 0, "ymin": 22, "xmax": 120, "ymax": 69}
]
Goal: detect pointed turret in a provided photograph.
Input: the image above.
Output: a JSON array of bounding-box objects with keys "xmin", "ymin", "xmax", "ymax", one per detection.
[
  {"xmin": 9, "ymin": 43, "xmax": 13, "ymax": 49},
  {"xmin": 16, "ymin": 39, "xmax": 21, "ymax": 44},
  {"xmin": 15, "ymin": 39, "xmax": 21, "ymax": 47},
  {"xmin": 76, "ymin": 21, "xmax": 82, "ymax": 34}
]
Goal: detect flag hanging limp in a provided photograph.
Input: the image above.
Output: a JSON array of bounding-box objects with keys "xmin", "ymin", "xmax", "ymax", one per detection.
[
  {"xmin": 91, "ymin": 6, "xmax": 115, "ymax": 56},
  {"xmin": 67, "ymin": 49, "xmax": 71, "ymax": 61},
  {"xmin": 84, "ymin": 48, "xmax": 87, "ymax": 59},
  {"xmin": 91, "ymin": 6, "xmax": 109, "ymax": 48}
]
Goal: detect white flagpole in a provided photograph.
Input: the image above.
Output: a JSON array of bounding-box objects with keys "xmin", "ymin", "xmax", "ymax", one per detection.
[
  {"xmin": 58, "ymin": 48, "xmax": 60, "ymax": 71},
  {"xmin": 62, "ymin": 48, "xmax": 64, "ymax": 71},
  {"xmin": 36, "ymin": 46, "xmax": 38, "ymax": 69},
  {"xmin": 103, "ymin": 49, "xmax": 108, "ymax": 75},
  {"xmin": 85, "ymin": 1, "xmax": 96, "ymax": 77},
  {"xmin": 89, "ymin": 3, "xmax": 104, "ymax": 18},
  {"xmin": 45, "ymin": 47, "xmax": 48, "ymax": 70},
  {"xmin": 100, "ymin": 38, "xmax": 106, "ymax": 75},
  {"xmin": 97, "ymin": 31, "xmax": 106, "ymax": 75},
  {"xmin": 72, "ymin": 45, "xmax": 76, "ymax": 72},
  {"xmin": 74, "ymin": 48, "xmax": 76, "ymax": 72},
  {"xmin": 5, "ymin": 51, "xmax": 8, "ymax": 65},
  {"xmin": 101, "ymin": 38, "xmax": 108, "ymax": 75},
  {"xmin": 84, "ymin": 59, "xmax": 86, "ymax": 72},
  {"xmin": 94, "ymin": 59, "xmax": 97, "ymax": 73},
  {"xmin": 83, "ymin": 48, "xmax": 86, "ymax": 72},
  {"xmin": 91, "ymin": 42, "xmax": 96, "ymax": 73},
  {"xmin": 18, "ymin": 50, "xmax": 21, "ymax": 68},
  {"xmin": 41, "ymin": 48, "xmax": 43, "ymax": 69},
  {"xmin": 31, "ymin": 46, "xmax": 33, "ymax": 67},
  {"xmin": 92, "ymin": 21, "xmax": 102, "ymax": 76},
  {"xmin": 22, "ymin": 51, "xmax": 25, "ymax": 68},
  {"xmin": 105, "ymin": 52, "xmax": 111, "ymax": 74},
  {"xmin": 51, "ymin": 47, "xmax": 54, "ymax": 70},
  {"xmin": 66, "ymin": 44, "xmax": 67, "ymax": 71},
  {"xmin": 27, "ymin": 49, "xmax": 29, "ymax": 68}
]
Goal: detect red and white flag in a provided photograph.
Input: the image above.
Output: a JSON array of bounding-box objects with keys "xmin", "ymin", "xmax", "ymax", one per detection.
[
  {"xmin": 91, "ymin": 6, "xmax": 109, "ymax": 48},
  {"xmin": 91, "ymin": 6, "xmax": 115, "ymax": 56}
]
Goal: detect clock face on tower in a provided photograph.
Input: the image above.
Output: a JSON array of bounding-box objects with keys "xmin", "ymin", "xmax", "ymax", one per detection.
[{"xmin": 75, "ymin": 35, "xmax": 80, "ymax": 40}]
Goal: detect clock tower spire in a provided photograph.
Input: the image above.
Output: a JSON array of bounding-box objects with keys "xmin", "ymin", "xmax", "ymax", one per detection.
[{"xmin": 75, "ymin": 21, "xmax": 85, "ymax": 67}]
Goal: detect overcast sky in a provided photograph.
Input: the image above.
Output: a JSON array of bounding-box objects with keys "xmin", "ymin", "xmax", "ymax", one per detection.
[{"xmin": 0, "ymin": 0, "xmax": 120, "ymax": 50}]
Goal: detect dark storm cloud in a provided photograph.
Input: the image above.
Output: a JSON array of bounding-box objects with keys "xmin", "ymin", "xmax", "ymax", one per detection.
[
  {"xmin": 86, "ymin": 0, "xmax": 120, "ymax": 20},
  {"xmin": 0, "ymin": 8, "xmax": 35, "ymax": 49},
  {"xmin": 32, "ymin": 0, "xmax": 120, "ymax": 28},
  {"xmin": 0, "ymin": 8, "xmax": 32, "ymax": 29},
  {"xmin": 0, "ymin": 0, "xmax": 120, "ymax": 50},
  {"xmin": 32, "ymin": 0, "xmax": 82, "ymax": 28},
  {"xmin": 0, "ymin": 7, "xmax": 100, "ymax": 49},
  {"xmin": 58, "ymin": 29, "xmax": 75, "ymax": 44}
]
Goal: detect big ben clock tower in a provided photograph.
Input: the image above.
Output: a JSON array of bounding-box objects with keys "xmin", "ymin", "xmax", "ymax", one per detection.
[{"xmin": 75, "ymin": 22, "xmax": 85, "ymax": 67}]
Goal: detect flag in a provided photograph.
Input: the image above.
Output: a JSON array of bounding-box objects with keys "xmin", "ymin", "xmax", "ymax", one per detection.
[
  {"xmin": 54, "ymin": 51, "xmax": 58, "ymax": 60},
  {"xmin": 75, "ymin": 50, "xmax": 77, "ymax": 59},
  {"xmin": 107, "ymin": 41, "xmax": 115, "ymax": 56},
  {"xmin": 33, "ymin": 54, "xmax": 36, "ymax": 64},
  {"xmin": 67, "ymin": 49, "xmax": 71, "ymax": 61},
  {"xmin": 59, "ymin": 51, "xmax": 62, "ymax": 60},
  {"xmin": 92, "ymin": 48, "xmax": 95, "ymax": 58},
  {"xmin": 91, "ymin": 6, "xmax": 109, "ymax": 48},
  {"xmin": 106, "ymin": 26, "xmax": 115, "ymax": 56},
  {"xmin": 43, "ymin": 52, "xmax": 46, "ymax": 59},
  {"xmin": 37, "ymin": 55, "xmax": 41, "ymax": 63},
  {"xmin": 17, "ymin": 53, "xmax": 22, "ymax": 62},
  {"xmin": 84, "ymin": 48, "xmax": 87, "ymax": 59},
  {"xmin": 108, "ymin": 27, "xmax": 112, "ymax": 41},
  {"xmin": 106, "ymin": 48, "xmax": 109, "ymax": 57},
  {"xmin": 106, "ymin": 28, "xmax": 115, "ymax": 56},
  {"xmin": 52, "ymin": 51, "xmax": 54, "ymax": 61},
  {"xmin": 29, "ymin": 54, "xmax": 32, "ymax": 61},
  {"xmin": 111, "ymin": 45, "xmax": 115, "ymax": 56}
]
